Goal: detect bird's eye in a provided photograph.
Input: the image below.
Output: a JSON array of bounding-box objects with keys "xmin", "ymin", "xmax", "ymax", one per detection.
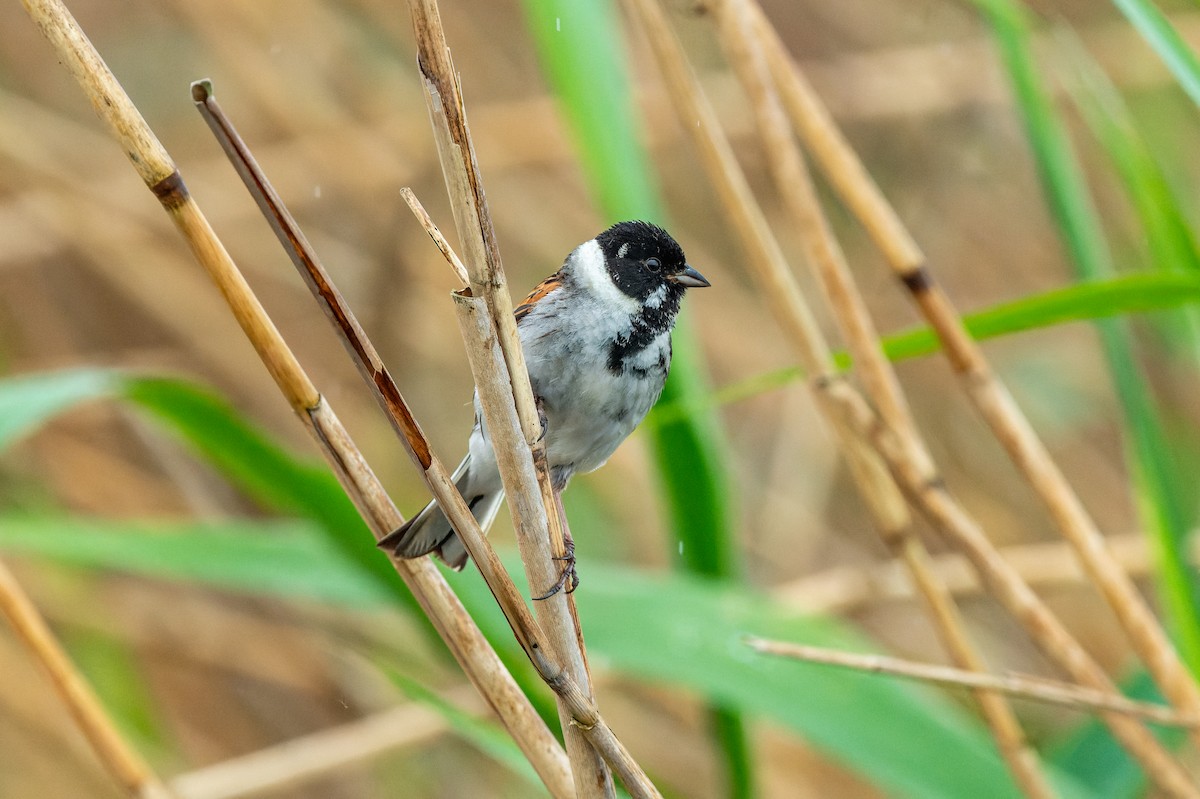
[{"xmin": 645, "ymin": 257, "xmax": 662, "ymax": 272}]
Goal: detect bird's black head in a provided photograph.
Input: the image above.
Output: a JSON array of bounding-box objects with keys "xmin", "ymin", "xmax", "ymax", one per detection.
[{"xmin": 595, "ymin": 221, "xmax": 710, "ymax": 303}]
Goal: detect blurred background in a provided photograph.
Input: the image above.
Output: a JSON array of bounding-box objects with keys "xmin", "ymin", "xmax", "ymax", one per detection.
[{"xmin": 1, "ymin": 0, "xmax": 1199, "ymax": 796}]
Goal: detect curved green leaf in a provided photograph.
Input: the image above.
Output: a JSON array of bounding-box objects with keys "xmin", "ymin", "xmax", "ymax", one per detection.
[
  {"xmin": 0, "ymin": 517, "xmax": 1089, "ymax": 799},
  {"xmin": 1111, "ymin": 0, "xmax": 1200, "ymax": 110},
  {"xmin": 0, "ymin": 516, "xmax": 390, "ymax": 607},
  {"xmin": 0, "ymin": 368, "xmax": 411, "ymax": 614},
  {"xmin": 655, "ymin": 270, "xmax": 1200, "ymax": 423}
]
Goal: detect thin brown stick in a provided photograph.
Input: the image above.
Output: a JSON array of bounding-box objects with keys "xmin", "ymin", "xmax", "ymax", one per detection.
[
  {"xmin": 711, "ymin": 2, "xmax": 1053, "ymax": 795},
  {"xmin": 189, "ymin": 80, "xmax": 655, "ymax": 798},
  {"xmin": 748, "ymin": 0, "xmax": 1200, "ymax": 747},
  {"xmin": 405, "ymin": 1, "xmax": 611, "ymax": 794},
  {"xmin": 19, "ymin": 3, "xmax": 574, "ymax": 795},
  {"xmin": 745, "ymin": 638, "xmax": 1200, "ymax": 728},
  {"xmin": 0, "ymin": 559, "xmax": 176, "ymax": 799}
]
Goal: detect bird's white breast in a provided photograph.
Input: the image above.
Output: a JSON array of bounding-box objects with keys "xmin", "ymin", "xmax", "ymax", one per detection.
[{"xmin": 517, "ymin": 246, "xmax": 671, "ymax": 478}]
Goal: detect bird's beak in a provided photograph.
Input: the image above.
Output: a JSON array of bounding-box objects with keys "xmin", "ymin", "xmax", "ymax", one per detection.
[{"xmin": 668, "ymin": 264, "xmax": 711, "ymax": 288}]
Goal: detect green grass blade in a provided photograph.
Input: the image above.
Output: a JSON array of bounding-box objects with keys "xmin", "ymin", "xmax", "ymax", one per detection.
[
  {"xmin": 652, "ymin": 270, "xmax": 1200, "ymax": 423},
  {"xmin": 0, "ymin": 367, "xmax": 122, "ymax": 449},
  {"xmin": 1111, "ymin": 0, "xmax": 1200, "ymax": 108},
  {"xmin": 1060, "ymin": 34, "xmax": 1200, "ymax": 276},
  {"xmin": 0, "ymin": 368, "xmax": 418, "ymax": 608},
  {"xmin": 519, "ymin": 0, "xmax": 658, "ymax": 224},
  {"xmin": 970, "ymin": 0, "xmax": 1200, "ymax": 683},
  {"xmin": 0, "ymin": 516, "xmax": 392, "ymax": 606},
  {"xmin": 519, "ymin": 0, "xmax": 749, "ymax": 793},
  {"xmin": 1059, "ymin": 29, "xmax": 1200, "ymax": 357},
  {"xmin": 66, "ymin": 626, "xmax": 168, "ymax": 760},
  {"xmin": 121, "ymin": 376, "xmax": 427, "ymax": 616},
  {"xmin": 123, "ymin": 377, "xmax": 368, "ymax": 537}
]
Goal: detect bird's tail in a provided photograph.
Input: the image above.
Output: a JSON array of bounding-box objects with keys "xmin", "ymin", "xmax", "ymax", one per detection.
[{"xmin": 378, "ymin": 457, "xmax": 504, "ymax": 571}]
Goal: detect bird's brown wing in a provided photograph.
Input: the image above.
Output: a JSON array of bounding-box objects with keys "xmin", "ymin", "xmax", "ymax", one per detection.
[{"xmin": 514, "ymin": 271, "xmax": 564, "ymax": 323}]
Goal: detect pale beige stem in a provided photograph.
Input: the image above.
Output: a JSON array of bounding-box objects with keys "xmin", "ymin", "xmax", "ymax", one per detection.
[
  {"xmin": 400, "ymin": 187, "xmax": 469, "ymax": 285},
  {"xmin": 0, "ymin": 559, "xmax": 176, "ymax": 799},
  {"xmin": 745, "ymin": 638, "xmax": 1199, "ymax": 728},
  {"xmin": 171, "ymin": 702, "xmax": 455, "ymax": 799},
  {"xmin": 773, "ymin": 532, "xmax": 1200, "ymax": 615}
]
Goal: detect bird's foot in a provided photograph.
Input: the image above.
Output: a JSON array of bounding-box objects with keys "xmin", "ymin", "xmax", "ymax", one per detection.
[
  {"xmin": 533, "ymin": 536, "xmax": 578, "ymax": 600},
  {"xmin": 534, "ymin": 396, "xmax": 549, "ymax": 444}
]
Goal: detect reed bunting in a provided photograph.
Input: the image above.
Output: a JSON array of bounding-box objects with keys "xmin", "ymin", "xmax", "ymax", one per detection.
[{"xmin": 380, "ymin": 221, "xmax": 709, "ymax": 594}]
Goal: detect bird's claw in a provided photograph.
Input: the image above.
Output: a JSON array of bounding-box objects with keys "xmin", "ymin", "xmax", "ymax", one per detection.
[
  {"xmin": 534, "ymin": 397, "xmax": 549, "ymax": 444},
  {"xmin": 533, "ymin": 537, "xmax": 578, "ymax": 600}
]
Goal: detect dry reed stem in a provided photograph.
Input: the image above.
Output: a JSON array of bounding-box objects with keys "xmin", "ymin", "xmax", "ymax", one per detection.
[
  {"xmin": 747, "ymin": 0, "xmax": 1200, "ymax": 746},
  {"xmin": 0, "ymin": 559, "xmax": 176, "ymax": 799},
  {"xmin": 19, "ymin": 3, "xmax": 574, "ymax": 795},
  {"xmin": 712, "ymin": 2, "xmax": 1053, "ymax": 795},
  {"xmin": 452, "ymin": 288, "xmax": 658, "ymax": 799},
  {"xmin": 406, "ymin": 0, "xmax": 611, "ymax": 794},
  {"xmin": 189, "ymin": 83, "xmax": 656, "ymax": 798},
  {"xmin": 822, "ymin": 378, "xmax": 1200, "ymax": 797},
  {"xmin": 745, "ymin": 638, "xmax": 1200, "ymax": 728}
]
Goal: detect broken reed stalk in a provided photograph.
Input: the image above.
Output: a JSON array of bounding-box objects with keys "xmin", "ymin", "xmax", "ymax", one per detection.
[
  {"xmin": 188, "ymin": 81, "xmax": 657, "ymax": 798},
  {"xmin": 744, "ymin": 638, "xmax": 1200, "ymax": 728},
  {"xmin": 18, "ymin": 2, "xmax": 574, "ymax": 796},
  {"xmin": 405, "ymin": 0, "xmax": 612, "ymax": 795},
  {"xmin": 0, "ymin": 559, "xmax": 176, "ymax": 799},
  {"xmin": 631, "ymin": 0, "xmax": 1050, "ymax": 793},
  {"xmin": 745, "ymin": 0, "xmax": 1200, "ymax": 745},
  {"xmin": 626, "ymin": 0, "xmax": 1200, "ymax": 794},
  {"xmin": 710, "ymin": 2, "xmax": 1053, "ymax": 795},
  {"xmin": 400, "ymin": 187, "xmax": 469, "ymax": 284}
]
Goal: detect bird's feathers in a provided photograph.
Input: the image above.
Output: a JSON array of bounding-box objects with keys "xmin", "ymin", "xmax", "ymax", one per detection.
[
  {"xmin": 514, "ymin": 272, "xmax": 564, "ymax": 322},
  {"xmin": 377, "ymin": 453, "xmax": 504, "ymax": 571},
  {"xmin": 381, "ymin": 221, "xmax": 705, "ymax": 571}
]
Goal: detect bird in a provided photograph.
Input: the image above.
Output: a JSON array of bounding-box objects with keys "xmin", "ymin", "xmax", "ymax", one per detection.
[{"xmin": 379, "ymin": 221, "xmax": 709, "ymax": 595}]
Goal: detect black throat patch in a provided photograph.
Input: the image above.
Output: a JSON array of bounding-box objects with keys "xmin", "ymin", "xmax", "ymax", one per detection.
[{"xmin": 606, "ymin": 292, "xmax": 681, "ymax": 375}]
